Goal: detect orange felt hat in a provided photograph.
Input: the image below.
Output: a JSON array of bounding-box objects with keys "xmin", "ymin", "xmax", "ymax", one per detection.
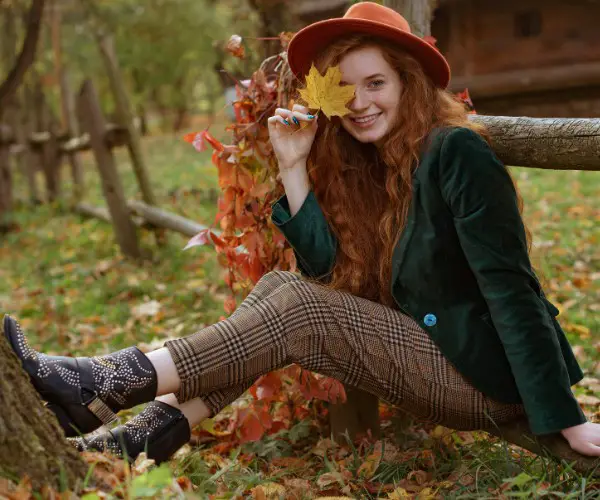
[{"xmin": 287, "ymin": 1, "xmax": 451, "ymax": 88}]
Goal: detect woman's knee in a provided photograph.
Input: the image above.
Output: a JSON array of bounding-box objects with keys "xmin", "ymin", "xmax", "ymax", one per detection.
[
  {"xmin": 274, "ymin": 277, "xmax": 328, "ymax": 305},
  {"xmin": 258, "ymin": 270, "xmax": 301, "ymax": 288}
]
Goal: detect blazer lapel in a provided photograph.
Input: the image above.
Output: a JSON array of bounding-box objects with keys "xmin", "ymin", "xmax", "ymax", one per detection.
[{"xmin": 391, "ymin": 176, "xmax": 420, "ymax": 284}]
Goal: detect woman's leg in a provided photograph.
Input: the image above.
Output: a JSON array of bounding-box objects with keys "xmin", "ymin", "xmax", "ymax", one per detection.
[
  {"xmin": 161, "ymin": 270, "xmax": 524, "ymax": 431},
  {"xmin": 147, "ymin": 271, "xmax": 305, "ymax": 419},
  {"xmin": 69, "ymin": 272, "xmax": 303, "ymax": 461}
]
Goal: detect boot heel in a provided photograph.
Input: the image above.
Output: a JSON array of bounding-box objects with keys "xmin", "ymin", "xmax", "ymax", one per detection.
[
  {"xmin": 46, "ymin": 401, "xmax": 102, "ymax": 437},
  {"xmin": 46, "ymin": 402, "xmax": 78, "ymax": 437},
  {"xmin": 146, "ymin": 415, "xmax": 190, "ymax": 464}
]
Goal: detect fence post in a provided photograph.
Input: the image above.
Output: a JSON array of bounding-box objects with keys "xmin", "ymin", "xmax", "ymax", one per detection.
[
  {"xmin": 96, "ymin": 33, "xmax": 165, "ymax": 244},
  {"xmin": 77, "ymin": 79, "xmax": 141, "ymax": 259},
  {"xmin": 40, "ymin": 132, "xmax": 61, "ymax": 202}
]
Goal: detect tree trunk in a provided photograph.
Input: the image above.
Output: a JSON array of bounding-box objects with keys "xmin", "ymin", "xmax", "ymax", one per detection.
[
  {"xmin": 248, "ymin": 0, "xmax": 293, "ymax": 58},
  {"xmin": 383, "ymin": 0, "xmax": 438, "ymax": 37},
  {"xmin": 0, "ymin": 323, "xmax": 87, "ymax": 491},
  {"xmin": 0, "ymin": 0, "xmax": 46, "ymax": 110}
]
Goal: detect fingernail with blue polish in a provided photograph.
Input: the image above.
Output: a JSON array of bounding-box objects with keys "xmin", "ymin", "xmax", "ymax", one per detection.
[
  {"xmin": 307, "ymin": 114, "xmax": 315, "ymax": 119},
  {"xmin": 283, "ymin": 119, "xmax": 290, "ymax": 126},
  {"xmin": 292, "ymin": 116, "xmax": 299, "ymax": 125}
]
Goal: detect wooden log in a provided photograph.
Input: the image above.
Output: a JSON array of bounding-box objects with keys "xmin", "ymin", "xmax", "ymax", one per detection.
[
  {"xmin": 128, "ymin": 200, "xmax": 208, "ymax": 237},
  {"xmin": 74, "ymin": 202, "xmax": 146, "ymax": 228},
  {"xmin": 12, "ymin": 124, "xmax": 127, "ymax": 156},
  {"xmin": 16, "ymin": 117, "xmax": 600, "ymax": 172},
  {"xmin": 74, "ymin": 201, "xmax": 112, "ymax": 223},
  {"xmin": 486, "ymin": 417, "xmax": 600, "ymax": 477},
  {"xmin": 78, "ymin": 79, "xmax": 141, "ymax": 259},
  {"xmin": 471, "ymin": 115, "xmax": 600, "ymax": 171}
]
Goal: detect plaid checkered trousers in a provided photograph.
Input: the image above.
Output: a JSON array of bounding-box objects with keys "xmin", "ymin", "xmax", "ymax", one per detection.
[{"xmin": 165, "ymin": 270, "xmax": 524, "ymax": 430}]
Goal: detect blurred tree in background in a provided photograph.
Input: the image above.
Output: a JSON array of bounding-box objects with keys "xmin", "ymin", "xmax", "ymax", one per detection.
[{"xmin": 2, "ymin": 0, "xmax": 279, "ymax": 133}]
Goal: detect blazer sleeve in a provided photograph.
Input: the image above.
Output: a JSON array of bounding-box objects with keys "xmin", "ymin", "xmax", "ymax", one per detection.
[
  {"xmin": 270, "ymin": 191, "xmax": 337, "ymax": 280},
  {"xmin": 437, "ymin": 126, "xmax": 586, "ymax": 435}
]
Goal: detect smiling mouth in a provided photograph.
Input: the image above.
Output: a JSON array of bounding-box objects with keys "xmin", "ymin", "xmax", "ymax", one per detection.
[{"xmin": 350, "ymin": 113, "xmax": 382, "ymax": 126}]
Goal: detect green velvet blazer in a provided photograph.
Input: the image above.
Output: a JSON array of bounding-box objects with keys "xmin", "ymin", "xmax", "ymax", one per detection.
[{"xmin": 270, "ymin": 126, "xmax": 586, "ymax": 436}]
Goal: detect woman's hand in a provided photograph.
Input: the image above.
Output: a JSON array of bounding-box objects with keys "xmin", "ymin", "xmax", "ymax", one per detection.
[
  {"xmin": 267, "ymin": 104, "xmax": 318, "ymax": 172},
  {"xmin": 560, "ymin": 421, "xmax": 600, "ymax": 456}
]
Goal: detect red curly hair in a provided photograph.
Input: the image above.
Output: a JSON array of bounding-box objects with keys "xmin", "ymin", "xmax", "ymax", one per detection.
[{"xmin": 295, "ymin": 34, "xmax": 531, "ymax": 308}]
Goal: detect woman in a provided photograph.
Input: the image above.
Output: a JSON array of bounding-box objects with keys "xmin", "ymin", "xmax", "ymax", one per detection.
[{"xmin": 3, "ymin": 2, "xmax": 599, "ymax": 463}]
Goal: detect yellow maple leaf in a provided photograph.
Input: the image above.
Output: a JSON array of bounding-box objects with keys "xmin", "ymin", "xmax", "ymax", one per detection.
[{"xmin": 298, "ymin": 63, "xmax": 356, "ymax": 119}]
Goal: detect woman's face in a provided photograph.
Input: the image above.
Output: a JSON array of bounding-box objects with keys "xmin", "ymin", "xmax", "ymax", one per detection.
[{"xmin": 338, "ymin": 46, "xmax": 402, "ymax": 147}]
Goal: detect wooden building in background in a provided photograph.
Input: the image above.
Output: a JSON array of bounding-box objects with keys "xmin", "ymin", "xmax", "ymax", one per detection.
[{"xmin": 294, "ymin": 0, "xmax": 600, "ymax": 118}]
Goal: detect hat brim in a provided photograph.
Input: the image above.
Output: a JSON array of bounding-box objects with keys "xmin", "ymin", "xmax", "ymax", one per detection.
[{"xmin": 287, "ymin": 18, "xmax": 451, "ymax": 89}]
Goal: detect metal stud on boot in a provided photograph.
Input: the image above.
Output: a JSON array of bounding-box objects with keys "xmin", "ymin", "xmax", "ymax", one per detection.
[
  {"xmin": 3, "ymin": 314, "xmax": 158, "ymax": 437},
  {"xmin": 70, "ymin": 401, "xmax": 191, "ymax": 464}
]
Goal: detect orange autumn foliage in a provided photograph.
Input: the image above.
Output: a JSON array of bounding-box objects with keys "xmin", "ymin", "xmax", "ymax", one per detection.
[{"xmin": 184, "ymin": 39, "xmax": 347, "ymax": 436}]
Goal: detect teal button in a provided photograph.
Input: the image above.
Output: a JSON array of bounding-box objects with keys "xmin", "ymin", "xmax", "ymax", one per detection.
[{"xmin": 424, "ymin": 314, "xmax": 437, "ymax": 327}]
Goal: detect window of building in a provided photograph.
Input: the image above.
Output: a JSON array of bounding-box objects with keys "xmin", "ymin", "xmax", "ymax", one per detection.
[{"xmin": 514, "ymin": 11, "xmax": 542, "ymax": 38}]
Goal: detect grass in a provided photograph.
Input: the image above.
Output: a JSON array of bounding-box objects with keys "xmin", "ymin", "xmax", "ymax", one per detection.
[{"xmin": 0, "ymin": 126, "xmax": 598, "ymax": 498}]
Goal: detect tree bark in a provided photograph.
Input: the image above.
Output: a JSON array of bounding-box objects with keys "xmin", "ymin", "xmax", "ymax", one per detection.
[
  {"xmin": 248, "ymin": 0, "xmax": 293, "ymax": 58},
  {"xmin": 383, "ymin": 0, "xmax": 438, "ymax": 37},
  {"xmin": 0, "ymin": 323, "xmax": 87, "ymax": 491},
  {"xmin": 0, "ymin": 0, "xmax": 46, "ymax": 110}
]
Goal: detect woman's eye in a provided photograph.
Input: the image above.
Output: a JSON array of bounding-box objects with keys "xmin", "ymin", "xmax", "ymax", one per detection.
[{"xmin": 369, "ymin": 80, "xmax": 384, "ymax": 88}]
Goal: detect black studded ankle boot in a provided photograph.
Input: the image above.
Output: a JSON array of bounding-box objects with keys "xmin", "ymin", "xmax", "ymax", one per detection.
[
  {"xmin": 70, "ymin": 401, "xmax": 191, "ymax": 464},
  {"xmin": 3, "ymin": 315, "xmax": 158, "ymax": 437}
]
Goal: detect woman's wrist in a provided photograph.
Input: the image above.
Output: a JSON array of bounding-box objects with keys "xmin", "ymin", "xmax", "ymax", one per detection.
[{"xmin": 278, "ymin": 158, "xmax": 307, "ymax": 172}]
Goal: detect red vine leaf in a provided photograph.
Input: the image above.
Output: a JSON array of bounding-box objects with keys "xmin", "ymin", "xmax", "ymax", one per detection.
[{"xmin": 183, "ymin": 229, "xmax": 212, "ymax": 250}]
